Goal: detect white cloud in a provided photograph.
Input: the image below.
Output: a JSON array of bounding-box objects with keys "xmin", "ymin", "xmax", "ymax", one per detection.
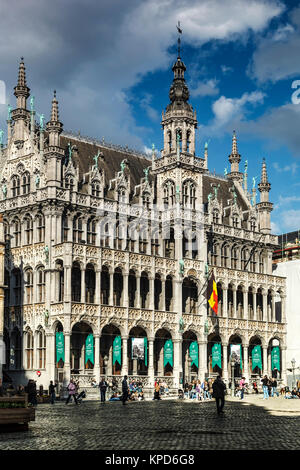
[
  {"xmin": 273, "ymin": 162, "xmax": 298, "ymax": 175},
  {"xmin": 0, "ymin": 0, "xmax": 284, "ymax": 148},
  {"xmin": 272, "ymin": 23, "xmax": 295, "ymax": 41},
  {"xmin": 190, "ymin": 79, "xmax": 219, "ymax": 97},
  {"xmin": 221, "ymin": 65, "xmax": 233, "ymax": 75},
  {"xmin": 281, "ymin": 210, "xmax": 300, "ymax": 231}
]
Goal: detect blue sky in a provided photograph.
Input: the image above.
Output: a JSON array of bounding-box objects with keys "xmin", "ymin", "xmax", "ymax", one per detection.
[{"xmin": 0, "ymin": 0, "xmax": 300, "ymax": 234}]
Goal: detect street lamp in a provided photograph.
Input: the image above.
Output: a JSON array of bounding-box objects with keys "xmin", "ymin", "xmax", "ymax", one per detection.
[
  {"xmin": 291, "ymin": 358, "xmax": 296, "ymax": 389},
  {"xmin": 231, "ymin": 359, "xmax": 235, "ymax": 397}
]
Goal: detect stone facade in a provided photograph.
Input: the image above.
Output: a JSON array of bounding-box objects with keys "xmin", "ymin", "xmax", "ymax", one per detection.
[{"xmin": 0, "ymin": 55, "xmax": 286, "ymax": 392}]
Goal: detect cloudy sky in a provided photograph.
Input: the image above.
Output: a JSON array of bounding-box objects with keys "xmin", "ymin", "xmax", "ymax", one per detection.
[{"xmin": 0, "ymin": 0, "xmax": 300, "ymax": 234}]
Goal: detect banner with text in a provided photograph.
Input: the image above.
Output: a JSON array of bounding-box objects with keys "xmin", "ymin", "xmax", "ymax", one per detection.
[
  {"xmin": 56, "ymin": 332, "xmax": 64, "ymax": 363},
  {"xmin": 85, "ymin": 334, "xmax": 94, "ymax": 365},
  {"xmin": 252, "ymin": 345, "xmax": 262, "ymax": 371},
  {"xmin": 212, "ymin": 343, "xmax": 222, "ymax": 369},
  {"xmin": 113, "ymin": 335, "xmax": 122, "ymax": 366},
  {"xmin": 271, "ymin": 346, "xmax": 280, "ymax": 371},
  {"xmin": 164, "ymin": 339, "xmax": 173, "ymax": 367},
  {"xmin": 189, "ymin": 341, "xmax": 199, "ymax": 368}
]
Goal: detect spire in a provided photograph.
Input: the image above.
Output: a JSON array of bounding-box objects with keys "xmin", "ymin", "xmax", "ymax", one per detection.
[
  {"xmin": 46, "ymin": 90, "xmax": 63, "ymax": 147},
  {"xmin": 258, "ymin": 158, "xmax": 271, "ymax": 194},
  {"xmin": 228, "ymin": 130, "xmax": 242, "ymax": 181},
  {"xmin": 14, "ymin": 57, "xmax": 30, "ymax": 108},
  {"xmin": 51, "ymin": 90, "xmax": 59, "ymax": 122},
  {"xmin": 257, "ymin": 158, "xmax": 272, "ymax": 233}
]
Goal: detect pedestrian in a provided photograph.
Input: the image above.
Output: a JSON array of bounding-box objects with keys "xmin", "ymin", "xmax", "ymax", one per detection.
[
  {"xmin": 261, "ymin": 375, "xmax": 269, "ymax": 399},
  {"xmin": 27, "ymin": 379, "xmax": 38, "ymax": 406},
  {"xmin": 99, "ymin": 377, "xmax": 108, "ymax": 402},
  {"xmin": 253, "ymin": 381, "xmax": 258, "ymax": 394},
  {"xmin": 271, "ymin": 378, "xmax": 279, "ymax": 397},
  {"xmin": 65, "ymin": 379, "xmax": 78, "ymax": 405},
  {"xmin": 0, "ymin": 378, "xmax": 4, "ymax": 397},
  {"xmin": 239, "ymin": 377, "xmax": 246, "ymax": 400},
  {"xmin": 49, "ymin": 381, "xmax": 57, "ymax": 404},
  {"xmin": 212, "ymin": 375, "xmax": 226, "ymax": 415},
  {"xmin": 154, "ymin": 381, "xmax": 160, "ymax": 400},
  {"xmin": 121, "ymin": 375, "xmax": 129, "ymax": 405}
]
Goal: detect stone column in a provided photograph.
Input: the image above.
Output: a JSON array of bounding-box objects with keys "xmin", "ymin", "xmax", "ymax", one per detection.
[
  {"xmin": 222, "ymin": 287, "xmax": 228, "ymax": 318},
  {"xmin": 199, "ymin": 340, "xmax": 207, "ymax": 382},
  {"xmin": 223, "ymin": 342, "xmax": 228, "ymax": 382},
  {"xmin": 160, "ymin": 278, "xmax": 166, "ymax": 311},
  {"xmin": 253, "ymin": 289, "xmax": 257, "ymax": 321},
  {"xmin": 148, "ymin": 276, "xmax": 154, "ymax": 310},
  {"xmin": 121, "ymin": 336, "xmax": 128, "ymax": 376},
  {"xmin": 263, "ymin": 291, "xmax": 268, "ymax": 323},
  {"xmin": 271, "ymin": 294, "xmax": 276, "ymax": 323},
  {"xmin": 94, "ymin": 335, "xmax": 100, "ymax": 382},
  {"xmin": 46, "ymin": 333, "xmax": 55, "ymax": 381},
  {"xmin": 80, "ymin": 267, "xmax": 85, "ymax": 303},
  {"xmin": 64, "ymin": 333, "xmax": 71, "ymax": 383},
  {"xmin": 232, "ymin": 286, "xmax": 237, "ymax": 319},
  {"xmin": 135, "ymin": 274, "xmax": 141, "ymax": 308},
  {"xmin": 281, "ymin": 294, "xmax": 286, "ymax": 323},
  {"xmin": 148, "ymin": 337, "xmax": 154, "ymax": 388},
  {"xmin": 64, "ymin": 266, "xmax": 72, "ymax": 303},
  {"xmin": 122, "ymin": 272, "xmax": 129, "ymax": 307},
  {"xmin": 173, "ymin": 338, "xmax": 181, "ymax": 389},
  {"xmin": 262, "ymin": 345, "xmax": 268, "ymax": 376},
  {"xmin": 243, "ymin": 289, "xmax": 248, "ymax": 319},
  {"xmin": 243, "ymin": 344, "xmax": 249, "ymax": 382},
  {"xmin": 95, "ymin": 269, "xmax": 101, "ymax": 305},
  {"xmin": 109, "ymin": 271, "xmax": 114, "ymax": 306}
]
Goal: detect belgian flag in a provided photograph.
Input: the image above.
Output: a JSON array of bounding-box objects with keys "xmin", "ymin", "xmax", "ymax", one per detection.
[{"xmin": 207, "ymin": 271, "xmax": 218, "ymax": 314}]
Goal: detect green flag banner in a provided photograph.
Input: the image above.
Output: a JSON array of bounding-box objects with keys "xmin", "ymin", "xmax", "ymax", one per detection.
[
  {"xmin": 271, "ymin": 346, "xmax": 280, "ymax": 371},
  {"xmin": 189, "ymin": 341, "xmax": 199, "ymax": 368},
  {"xmin": 85, "ymin": 334, "xmax": 94, "ymax": 365},
  {"xmin": 56, "ymin": 332, "xmax": 64, "ymax": 363},
  {"xmin": 252, "ymin": 345, "xmax": 262, "ymax": 371},
  {"xmin": 212, "ymin": 343, "xmax": 222, "ymax": 369},
  {"xmin": 144, "ymin": 337, "xmax": 148, "ymax": 367},
  {"xmin": 113, "ymin": 335, "xmax": 122, "ymax": 366},
  {"xmin": 164, "ymin": 339, "xmax": 173, "ymax": 367}
]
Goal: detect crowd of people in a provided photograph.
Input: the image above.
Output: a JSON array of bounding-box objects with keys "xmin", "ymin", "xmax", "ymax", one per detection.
[{"xmin": 179, "ymin": 379, "xmax": 214, "ymax": 401}]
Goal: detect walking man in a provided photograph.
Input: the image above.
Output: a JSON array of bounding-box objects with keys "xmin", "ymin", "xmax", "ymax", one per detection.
[
  {"xmin": 49, "ymin": 381, "xmax": 57, "ymax": 405},
  {"xmin": 212, "ymin": 375, "xmax": 226, "ymax": 415},
  {"xmin": 65, "ymin": 379, "xmax": 78, "ymax": 405},
  {"xmin": 99, "ymin": 377, "xmax": 108, "ymax": 402},
  {"xmin": 121, "ymin": 375, "xmax": 129, "ymax": 405}
]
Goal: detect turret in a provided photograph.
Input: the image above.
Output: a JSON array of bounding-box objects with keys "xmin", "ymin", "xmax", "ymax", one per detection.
[
  {"xmin": 44, "ymin": 91, "xmax": 64, "ymax": 187},
  {"xmin": 11, "ymin": 58, "xmax": 31, "ymax": 146},
  {"xmin": 227, "ymin": 131, "xmax": 243, "ymax": 183}
]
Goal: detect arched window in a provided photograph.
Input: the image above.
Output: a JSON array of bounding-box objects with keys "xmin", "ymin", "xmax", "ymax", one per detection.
[
  {"xmin": 221, "ymin": 244, "xmax": 228, "ymax": 268},
  {"xmin": 12, "ymin": 269, "xmax": 22, "ymax": 305},
  {"xmin": 87, "ymin": 218, "xmax": 96, "ymax": 245},
  {"xmin": 37, "ymin": 267, "xmax": 45, "ymax": 303},
  {"xmin": 37, "ymin": 329, "xmax": 46, "ymax": 369},
  {"xmin": 168, "ymin": 131, "xmax": 172, "ymax": 151},
  {"xmin": 232, "ymin": 214, "xmax": 239, "ymax": 228},
  {"xmin": 62, "ymin": 212, "xmax": 69, "ymax": 242},
  {"xmin": 22, "ymin": 172, "xmax": 30, "ymax": 194},
  {"xmin": 36, "ymin": 214, "xmax": 45, "ymax": 243},
  {"xmin": 163, "ymin": 181, "xmax": 175, "ymax": 208},
  {"xmin": 231, "ymin": 245, "xmax": 238, "ymax": 269},
  {"xmin": 24, "ymin": 215, "xmax": 33, "ymax": 245},
  {"xmin": 213, "ymin": 209, "xmax": 219, "ymax": 224},
  {"xmin": 118, "ymin": 187, "xmax": 126, "ymax": 203},
  {"xmin": 73, "ymin": 216, "xmax": 83, "ymax": 243},
  {"xmin": 11, "ymin": 175, "xmax": 20, "ymax": 197},
  {"xmin": 12, "ymin": 218, "xmax": 21, "ymax": 247},
  {"xmin": 25, "ymin": 329, "xmax": 34, "ymax": 369},
  {"xmin": 241, "ymin": 247, "xmax": 249, "ymax": 270},
  {"xmin": 65, "ymin": 175, "xmax": 74, "ymax": 191},
  {"xmin": 183, "ymin": 180, "xmax": 196, "ymax": 209},
  {"xmin": 91, "ymin": 181, "xmax": 100, "ymax": 197},
  {"xmin": 250, "ymin": 218, "xmax": 256, "ymax": 231},
  {"xmin": 25, "ymin": 268, "xmax": 33, "ymax": 304},
  {"xmin": 142, "ymin": 192, "xmax": 151, "ymax": 209}
]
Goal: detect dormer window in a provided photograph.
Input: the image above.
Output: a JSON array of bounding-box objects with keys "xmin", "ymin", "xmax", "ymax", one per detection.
[
  {"xmin": 232, "ymin": 215, "xmax": 239, "ymax": 228},
  {"xmin": 11, "ymin": 175, "xmax": 20, "ymax": 197},
  {"xmin": 118, "ymin": 187, "xmax": 126, "ymax": 203},
  {"xmin": 22, "ymin": 172, "xmax": 30, "ymax": 194},
  {"xmin": 92, "ymin": 181, "xmax": 100, "ymax": 197}
]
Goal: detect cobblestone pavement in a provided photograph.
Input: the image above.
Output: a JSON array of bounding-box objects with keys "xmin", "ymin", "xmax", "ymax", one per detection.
[{"xmin": 1, "ymin": 396, "xmax": 300, "ymax": 450}]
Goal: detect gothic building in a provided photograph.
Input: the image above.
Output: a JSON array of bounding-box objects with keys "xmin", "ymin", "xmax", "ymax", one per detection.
[{"xmin": 0, "ymin": 53, "xmax": 286, "ymax": 393}]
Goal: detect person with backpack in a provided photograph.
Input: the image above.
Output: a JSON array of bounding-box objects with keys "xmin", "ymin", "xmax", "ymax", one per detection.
[
  {"xmin": 261, "ymin": 375, "xmax": 269, "ymax": 399},
  {"xmin": 65, "ymin": 379, "xmax": 78, "ymax": 405},
  {"xmin": 121, "ymin": 375, "xmax": 129, "ymax": 405}
]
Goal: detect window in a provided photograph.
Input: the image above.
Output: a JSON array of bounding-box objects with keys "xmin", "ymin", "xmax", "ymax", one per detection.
[
  {"xmin": 36, "ymin": 214, "xmax": 45, "ymax": 243},
  {"xmin": 231, "ymin": 246, "xmax": 238, "ymax": 269},
  {"xmin": 11, "ymin": 176, "xmax": 20, "ymax": 197},
  {"xmin": 163, "ymin": 181, "xmax": 175, "ymax": 208},
  {"xmin": 91, "ymin": 181, "xmax": 100, "ymax": 197},
  {"xmin": 183, "ymin": 181, "xmax": 196, "ymax": 209},
  {"xmin": 73, "ymin": 216, "xmax": 83, "ymax": 243},
  {"xmin": 87, "ymin": 218, "xmax": 96, "ymax": 245},
  {"xmin": 25, "ymin": 269, "xmax": 33, "ymax": 304},
  {"xmin": 37, "ymin": 267, "xmax": 45, "ymax": 303},
  {"xmin": 65, "ymin": 175, "xmax": 74, "ymax": 191},
  {"xmin": 22, "ymin": 172, "xmax": 30, "ymax": 194},
  {"xmin": 118, "ymin": 187, "xmax": 126, "ymax": 203},
  {"xmin": 37, "ymin": 329, "xmax": 46, "ymax": 369},
  {"xmin": 213, "ymin": 210, "xmax": 219, "ymax": 224},
  {"xmin": 232, "ymin": 215, "xmax": 239, "ymax": 228},
  {"xmin": 26, "ymin": 330, "xmax": 34, "ymax": 369},
  {"xmin": 250, "ymin": 219, "xmax": 256, "ymax": 231},
  {"xmin": 12, "ymin": 218, "xmax": 21, "ymax": 247},
  {"xmin": 62, "ymin": 213, "xmax": 69, "ymax": 242},
  {"xmin": 142, "ymin": 192, "xmax": 151, "ymax": 209},
  {"xmin": 221, "ymin": 244, "xmax": 228, "ymax": 267},
  {"xmin": 13, "ymin": 269, "xmax": 21, "ymax": 305},
  {"xmin": 24, "ymin": 215, "xmax": 33, "ymax": 245}
]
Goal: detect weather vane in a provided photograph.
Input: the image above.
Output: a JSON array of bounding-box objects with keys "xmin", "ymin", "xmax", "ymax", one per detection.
[{"xmin": 176, "ymin": 21, "xmax": 182, "ymax": 57}]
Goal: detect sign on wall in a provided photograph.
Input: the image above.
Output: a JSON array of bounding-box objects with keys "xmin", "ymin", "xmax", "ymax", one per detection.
[
  {"xmin": 85, "ymin": 334, "xmax": 94, "ymax": 365},
  {"xmin": 189, "ymin": 341, "xmax": 199, "ymax": 368},
  {"xmin": 252, "ymin": 345, "xmax": 262, "ymax": 371},
  {"xmin": 212, "ymin": 343, "xmax": 222, "ymax": 369},
  {"xmin": 56, "ymin": 332, "xmax": 64, "ymax": 363},
  {"xmin": 271, "ymin": 346, "xmax": 280, "ymax": 371},
  {"xmin": 164, "ymin": 339, "xmax": 173, "ymax": 367},
  {"xmin": 113, "ymin": 335, "xmax": 122, "ymax": 366}
]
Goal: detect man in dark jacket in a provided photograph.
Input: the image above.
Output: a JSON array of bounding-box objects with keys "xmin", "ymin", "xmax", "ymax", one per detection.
[
  {"xmin": 212, "ymin": 375, "xmax": 226, "ymax": 415},
  {"xmin": 99, "ymin": 377, "xmax": 108, "ymax": 402},
  {"xmin": 121, "ymin": 375, "xmax": 129, "ymax": 405}
]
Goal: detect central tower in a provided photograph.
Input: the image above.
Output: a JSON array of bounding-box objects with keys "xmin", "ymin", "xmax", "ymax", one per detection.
[{"xmin": 161, "ymin": 48, "xmax": 197, "ymax": 157}]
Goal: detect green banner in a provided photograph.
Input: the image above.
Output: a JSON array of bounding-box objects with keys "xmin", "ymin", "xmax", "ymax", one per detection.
[
  {"xmin": 56, "ymin": 332, "xmax": 64, "ymax": 363},
  {"xmin": 271, "ymin": 346, "xmax": 280, "ymax": 371},
  {"xmin": 144, "ymin": 337, "xmax": 147, "ymax": 367},
  {"xmin": 113, "ymin": 335, "xmax": 122, "ymax": 366},
  {"xmin": 252, "ymin": 345, "xmax": 262, "ymax": 371},
  {"xmin": 85, "ymin": 334, "xmax": 94, "ymax": 365},
  {"xmin": 212, "ymin": 343, "xmax": 222, "ymax": 369},
  {"xmin": 164, "ymin": 339, "xmax": 173, "ymax": 367},
  {"xmin": 189, "ymin": 341, "xmax": 199, "ymax": 368}
]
